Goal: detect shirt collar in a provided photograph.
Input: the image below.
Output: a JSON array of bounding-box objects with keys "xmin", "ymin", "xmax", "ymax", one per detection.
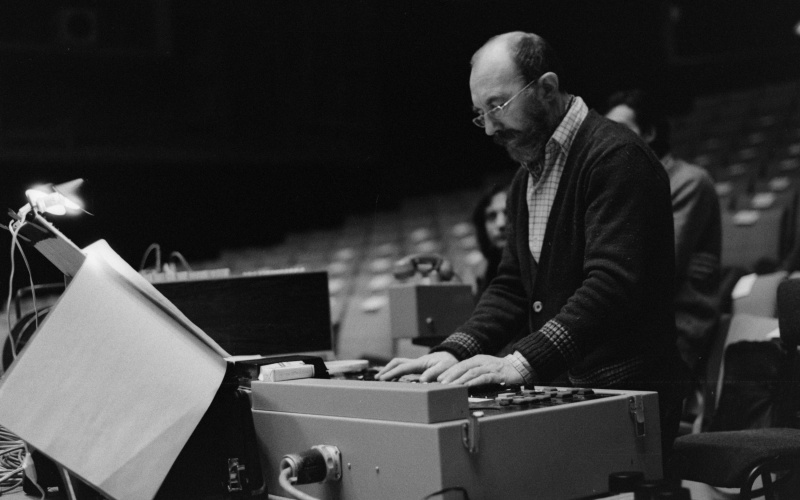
[
  {"xmin": 524, "ymin": 95, "xmax": 587, "ymax": 179},
  {"xmin": 548, "ymin": 94, "xmax": 585, "ymax": 157},
  {"xmin": 661, "ymin": 153, "xmax": 676, "ymax": 173}
]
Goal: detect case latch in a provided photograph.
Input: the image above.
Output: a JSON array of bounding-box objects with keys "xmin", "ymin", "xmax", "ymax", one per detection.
[
  {"xmin": 628, "ymin": 395, "xmax": 646, "ymax": 437},
  {"xmin": 227, "ymin": 457, "xmax": 245, "ymax": 492},
  {"xmin": 462, "ymin": 411, "xmax": 484, "ymax": 454}
]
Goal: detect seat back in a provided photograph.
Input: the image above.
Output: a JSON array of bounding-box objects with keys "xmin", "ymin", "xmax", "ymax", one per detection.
[
  {"xmin": 722, "ymin": 207, "xmax": 786, "ymax": 270},
  {"xmin": 697, "ymin": 313, "xmax": 779, "ymax": 431},
  {"xmin": 777, "ymin": 278, "xmax": 800, "ymax": 428},
  {"xmin": 737, "ymin": 182, "xmax": 800, "ymax": 259},
  {"xmin": 732, "ymin": 270, "xmax": 788, "ymax": 317},
  {"xmin": 710, "ymin": 338, "xmax": 786, "ymax": 431},
  {"xmin": 704, "ymin": 279, "xmax": 800, "ymax": 432},
  {"xmin": 778, "ymin": 277, "xmax": 800, "ymax": 350}
]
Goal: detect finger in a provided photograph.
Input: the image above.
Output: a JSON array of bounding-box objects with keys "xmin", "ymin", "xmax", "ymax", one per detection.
[
  {"xmin": 449, "ymin": 359, "xmax": 508, "ymax": 386},
  {"xmin": 437, "ymin": 359, "xmax": 476, "ymax": 384},
  {"xmin": 462, "ymin": 371, "xmax": 503, "ymax": 387},
  {"xmin": 377, "ymin": 359, "xmax": 419, "ymax": 381},
  {"xmin": 376, "ymin": 358, "xmax": 406, "ymax": 378},
  {"xmin": 449, "ymin": 365, "xmax": 488, "ymax": 386},
  {"xmin": 419, "ymin": 362, "xmax": 449, "ymax": 383}
]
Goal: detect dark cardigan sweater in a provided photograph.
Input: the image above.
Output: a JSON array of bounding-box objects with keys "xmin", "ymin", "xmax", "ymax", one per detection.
[{"xmin": 435, "ymin": 111, "xmax": 685, "ymax": 390}]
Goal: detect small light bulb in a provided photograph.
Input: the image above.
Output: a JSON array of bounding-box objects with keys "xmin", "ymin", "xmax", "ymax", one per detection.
[
  {"xmin": 62, "ymin": 197, "xmax": 81, "ymax": 210},
  {"xmin": 45, "ymin": 204, "xmax": 67, "ymax": 216},
  {"xmin": 23, "ymin": 189, "xmax": 80, "ymax": 216}
]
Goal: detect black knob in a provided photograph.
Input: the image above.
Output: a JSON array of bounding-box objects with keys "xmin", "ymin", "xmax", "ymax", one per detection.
[{"xmin": 634, "ymin": 480, "xmax": 667, "ymax": 500}]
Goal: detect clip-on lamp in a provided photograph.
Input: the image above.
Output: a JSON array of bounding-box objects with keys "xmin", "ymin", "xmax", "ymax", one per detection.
[
  {"xmin": 9, "ymin": 179, "xmax": 88, "ymax": 278},
  {"xmin": 17, "ymin": 178, "xmax": 87, "ymax": 219}
]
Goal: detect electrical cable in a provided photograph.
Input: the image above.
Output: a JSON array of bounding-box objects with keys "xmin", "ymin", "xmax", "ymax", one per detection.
[
  {"xmin": 169, "ymin": 251, "xmax": 193, "ymax": 271},
  {"xmin": 25, "ymin": 451, "xmax": 47, "ymax": 500},
  {"xmin": 139, "ymin": 243, "xmax": 162, "ymax": 272},
  {"xmin": 4, "ymin": 219, "xmax": 40, "ymax": 364},
  {"xmin": 277, "ymin": 467, "xmax": 320, "ymax": 500},
  {"xmin": 6, "ymin": 220, "xmax": 21, "ymax": 363},
  {"xmin": 12, "ymin": 223, "xmax": 38, "ymax": 330},
  {"xmin": 0, "ymin": 425, "xmax": 34, "ymax": 497}
]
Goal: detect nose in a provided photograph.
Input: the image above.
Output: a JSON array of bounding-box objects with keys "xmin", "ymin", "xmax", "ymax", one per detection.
[
  {"xmin": 497, "ymin": 212, "xmax": 507, "ymax": 231},
  {"xmin": 484, "ymin": 118, "xmax": 500, "ymax": 136}
]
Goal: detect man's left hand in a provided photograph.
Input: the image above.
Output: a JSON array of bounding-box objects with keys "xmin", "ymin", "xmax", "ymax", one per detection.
[{"xmin": 437, "ymin": 355, "xmax": 523, "ymax": 386}]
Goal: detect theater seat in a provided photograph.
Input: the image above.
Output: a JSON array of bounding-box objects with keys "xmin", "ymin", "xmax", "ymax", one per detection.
[
  {"xmin": 722, "ymin": 207, "xmax": 786, "ymax": 271},
  {"xmin": 689, "ymin": 313, "xmax": 778, "ymax": 436},
  {"xmin": 673, "ymin": 429, "xmax": 800, "ymax": 498},
  {"xmin": 732, "ymin": 270, "xmax": 788, "ymax": 318},
  {"xmin": 670, "ymin": 279, "xmax": 800, "ymax": 500}
]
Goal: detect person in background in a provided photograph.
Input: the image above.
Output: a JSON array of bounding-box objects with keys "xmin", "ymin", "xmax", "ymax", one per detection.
[
  {"xmin": 471, "ymin": 184, "xmax": 508, "ymax": 298},
  {"xmin": 605, "ymin": 89, "xmax": 722, "ymax": 379},
  {"xmin": 379, "ymin": 31, "xmax": 689, "ymax": 463}
]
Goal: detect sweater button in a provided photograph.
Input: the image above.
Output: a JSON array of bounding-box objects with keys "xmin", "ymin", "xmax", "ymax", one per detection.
[{"xmin": 532, "ymin": 301, "xmax": 543, "ymax": 313}]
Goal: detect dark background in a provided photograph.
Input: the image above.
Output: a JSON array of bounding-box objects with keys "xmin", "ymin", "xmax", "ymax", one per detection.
[{"xmin": 1, "ymin": 0, "xmax": 800, "ymax": 293}]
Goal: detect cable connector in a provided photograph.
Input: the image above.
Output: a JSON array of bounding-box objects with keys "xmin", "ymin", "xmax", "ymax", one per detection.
[{"xmin": 280, "ymin": 445, "xmax": 342, "ymax": 485}]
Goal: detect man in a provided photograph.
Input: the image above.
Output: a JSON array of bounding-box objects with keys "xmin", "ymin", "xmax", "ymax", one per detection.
[
  {"xmin": 378, "ymin": 31, "xmax": 688, "ymax": 459},
  {"xmin": 605, "ymin": 89, "xmax": 722, "ymax": 376}
]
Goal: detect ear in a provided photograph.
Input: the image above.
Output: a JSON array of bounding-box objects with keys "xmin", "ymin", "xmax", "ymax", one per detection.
[{"xmin": 537, "ymin": 72, "xmax": 560, "ymax": 101}]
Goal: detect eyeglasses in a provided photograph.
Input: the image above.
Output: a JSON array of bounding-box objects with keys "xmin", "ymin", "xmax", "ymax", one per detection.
[{"xmin": 472, "ymin": 79, "xmax": 538, "ymax": 128}]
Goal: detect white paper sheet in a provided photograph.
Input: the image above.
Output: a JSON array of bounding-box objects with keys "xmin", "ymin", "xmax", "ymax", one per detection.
[{"xmin": 0, "ymin": 240, "xmax": 228, "ymax": 500}]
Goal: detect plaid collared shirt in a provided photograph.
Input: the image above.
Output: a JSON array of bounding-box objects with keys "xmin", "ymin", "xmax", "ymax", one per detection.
[
  {"xmin": 526, "ymin": 95, "xmax": 588, "ymax": 262},
  {"xmin": 505, "ymin": 95, "xmax": 588, "ymax": 384}
]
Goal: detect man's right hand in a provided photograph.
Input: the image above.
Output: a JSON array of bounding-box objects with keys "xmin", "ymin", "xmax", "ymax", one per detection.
[{"xmin": 376, "ymin": 352, "xmax": 458, "ymax": 383}]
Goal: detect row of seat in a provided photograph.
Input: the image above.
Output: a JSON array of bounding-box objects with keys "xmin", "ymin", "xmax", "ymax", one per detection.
[
  {"xmin": 672, "ymin": 79, "xmax": 800, "ymax": 176},
  {"xmin": 672, "ymin": 80, "xmax": 800, "ymax": 273},
  {"xmin": 201, "ymin": 187, "xmax": 485, "ymax": 360}
]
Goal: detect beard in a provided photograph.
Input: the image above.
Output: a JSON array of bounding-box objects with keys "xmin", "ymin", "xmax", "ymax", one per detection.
[{"xmin": 493, "ymin": 97, "xmax": 556, "ymax": 166}]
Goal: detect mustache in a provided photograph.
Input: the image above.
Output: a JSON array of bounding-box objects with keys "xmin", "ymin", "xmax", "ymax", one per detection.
[
  {"xmin": 493, "ymin": 129, "xmax": 522, "ymax": 147},
  {"xmin": 494, "ymin": 125, "xmax": 547, "ymax": 165}
]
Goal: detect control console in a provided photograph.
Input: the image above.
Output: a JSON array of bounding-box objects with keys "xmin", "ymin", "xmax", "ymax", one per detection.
[{"xmin": 250, "ymin": 376, "xmax": 663, "ymax": 499}]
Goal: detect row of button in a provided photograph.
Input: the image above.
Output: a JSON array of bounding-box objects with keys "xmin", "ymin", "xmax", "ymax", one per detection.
[{"xmin": 495, "ymin": 386, "xmax": 595, "ymax": 406}]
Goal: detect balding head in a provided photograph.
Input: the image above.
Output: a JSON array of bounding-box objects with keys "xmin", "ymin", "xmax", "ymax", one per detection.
[
  {"xmin": 471, "ymin": 33, "xmax": 523, "ymax": 66},
  {"xmin": 470, "ymin": 35, "xmax": 523, "ymax": 102},
  {"xmin": 472, "ymin": 32, "xmax": 563, "ymax": 88}
]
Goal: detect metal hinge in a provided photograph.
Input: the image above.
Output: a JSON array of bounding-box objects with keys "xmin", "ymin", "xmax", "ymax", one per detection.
[
  {"xmin": 462, "ymin": 411, "xmax": 484, "ymax": 454},
  {"xmin": 628, "ymin": 395, "xmax": 646, "ymax": 438}
]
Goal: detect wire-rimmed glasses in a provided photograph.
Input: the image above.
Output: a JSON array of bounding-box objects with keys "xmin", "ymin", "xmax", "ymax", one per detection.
[{"xmin": 472, "ymin": 79, "xmax": 538, "ymax": 128}]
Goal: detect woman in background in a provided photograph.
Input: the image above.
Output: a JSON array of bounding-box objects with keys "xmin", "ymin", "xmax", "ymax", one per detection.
[{"xmin": 471, "ymin": 184, "xmax": 508, "ymax": 298}]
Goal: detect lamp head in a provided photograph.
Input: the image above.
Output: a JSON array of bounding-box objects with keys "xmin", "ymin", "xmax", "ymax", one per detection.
[{"xmin": 17, "ymin": 179, "xmax": 87, "ymax": 219}]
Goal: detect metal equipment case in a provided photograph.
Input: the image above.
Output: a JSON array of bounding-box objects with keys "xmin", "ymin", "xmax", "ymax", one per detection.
[{"xmin": 250, "ymin": 378, "xmax": 662, "ymax": 500}]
